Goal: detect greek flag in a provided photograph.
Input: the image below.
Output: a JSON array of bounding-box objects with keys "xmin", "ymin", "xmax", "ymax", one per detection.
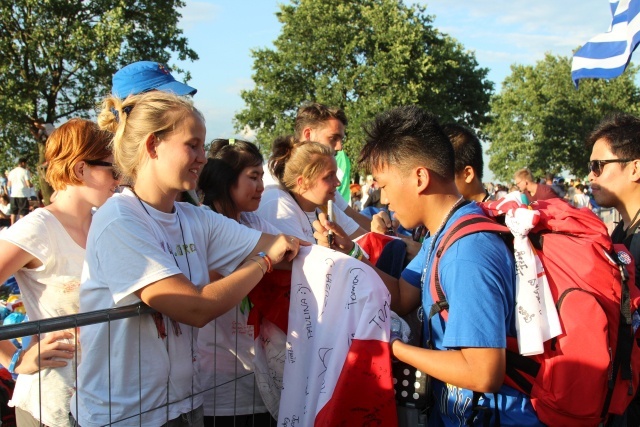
[{"xmin": 571, "ymin": 0, "xmax": 640, "ymax": 87}]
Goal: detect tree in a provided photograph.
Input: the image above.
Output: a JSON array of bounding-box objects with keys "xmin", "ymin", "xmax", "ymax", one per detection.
[
  {"xmin": 234, "ymin": 0, "xmax": 493, "ymax": 170},
  {"xmin": 485, "ymin": 53, "xmax": 640, "ymax": 182},
  {"xmin": 0, "ymin": 0, "xmax": 197, "ymax": 203}
]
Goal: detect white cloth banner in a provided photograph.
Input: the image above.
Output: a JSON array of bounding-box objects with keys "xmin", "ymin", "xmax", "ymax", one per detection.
[
  {"xmin": 496, "ymin": 193, "xmax": 562, "ymax": 355},
  {"xmin": 277, "ymin": 245, "xmax": 397, "ymax": 427}
]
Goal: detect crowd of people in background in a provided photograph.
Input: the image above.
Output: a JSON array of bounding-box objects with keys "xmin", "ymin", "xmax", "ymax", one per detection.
[
  {"xmin": 347, "ymin": 167, "xmax": 602, "ymax": 219},
  {"xmin": 0, "ymin": 59, "xmax": 638, "ymax": 427}
]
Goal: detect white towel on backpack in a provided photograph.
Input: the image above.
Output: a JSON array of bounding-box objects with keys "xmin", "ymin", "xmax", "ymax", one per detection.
[{"xmin": 504, "ymin": 206, "xmax": 562, "ymax": 356}]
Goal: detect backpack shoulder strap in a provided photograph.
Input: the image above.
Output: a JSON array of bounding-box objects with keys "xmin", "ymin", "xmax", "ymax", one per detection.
[{"xmin": 428, "ymin": 215, "xmax": 510, "ymax": 322}]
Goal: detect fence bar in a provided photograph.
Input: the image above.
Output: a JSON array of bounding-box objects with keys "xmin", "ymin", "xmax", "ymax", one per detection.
[{"xmin": 0, "ymin": 303, "xmax": 156, "ymax": 340}]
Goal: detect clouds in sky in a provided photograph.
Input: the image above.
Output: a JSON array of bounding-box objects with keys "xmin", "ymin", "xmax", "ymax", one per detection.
[
  {"xmin": 422, "ymin": 0, "xmax": 612, "ymax": 83},
  {"xmin": 173, "ymin": 0, "xmax": 616, "ymax": 141},
  {"xmin": 179, "ymin": 1, "xmax": 219, "ymax": 28}
]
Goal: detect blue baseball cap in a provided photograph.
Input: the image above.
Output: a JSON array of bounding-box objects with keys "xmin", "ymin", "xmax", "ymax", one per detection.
[{"xmin": 112, "ymin": 61, "xmax": 197, "ymax": 98}]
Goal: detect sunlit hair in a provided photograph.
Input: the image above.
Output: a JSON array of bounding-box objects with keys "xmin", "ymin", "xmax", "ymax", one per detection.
[
  {"xmin": 45, "ymin": 118, "xmax": 113, "ymax": 191},
  {"xmin": 514, "ymin": 168, "xmax": 534, "ymax": 183},
  {"xmin": 359, "ymin": 105, "xmax": 454, "ymax": 181},
  {"xmin": 97, "ymin": 91, "xmax": 204, "ymax": 182},
  {"xmin": 269, "ymin": 136, "xmax": 334, "ymax": 192},
  {"xmin": 198, "ymin": 138, "xmax": 263, "ymax": 218},
  {"xmin": 294, "ymin": 102, "xmax": 348, "ymax": 141}
]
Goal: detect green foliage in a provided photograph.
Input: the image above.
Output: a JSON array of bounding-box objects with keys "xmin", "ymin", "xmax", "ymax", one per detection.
[
  {"xmin": 0, "ymin": 0, "xmax": 197, "ymax": 188},
  {"xmin": 235, "ymin": 0, "xmax": 493, "ymax": 170},
  {"xmin": 485, "ymin": 53, "xmax": 640, "ymax": 182}
]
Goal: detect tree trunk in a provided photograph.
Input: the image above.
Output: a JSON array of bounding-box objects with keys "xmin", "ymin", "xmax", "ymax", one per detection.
[{"xmin": 37, "ymin": 142, "xmax": 53, "ymax": 205}]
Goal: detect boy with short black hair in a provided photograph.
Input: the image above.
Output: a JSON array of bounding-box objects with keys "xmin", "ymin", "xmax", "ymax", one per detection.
[
  {"xmin": 442, "ymin": 123, "xmax": 489, "ymax": 202},
  {"xmin": 359, "ymin": 105, "xmax": 542, "ymax": 426}
]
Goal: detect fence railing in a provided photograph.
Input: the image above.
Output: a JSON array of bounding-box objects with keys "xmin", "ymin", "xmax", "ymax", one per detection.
[
  {"xmin": 0, "ymin": 303, "xmax": 275, "ymax": 426},
  {"xmin": 594, "ymin": 206, "xmax": 621, "ymax": 234},
  {"xmin": 0, "ymin": 303, "xmax": 155, "ymax": 341},
  {"xmin": 0, "ymin": 205, "xmax": 624, "ymax": 426}
]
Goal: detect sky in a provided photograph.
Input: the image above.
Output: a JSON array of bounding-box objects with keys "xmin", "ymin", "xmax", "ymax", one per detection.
[{"xmin": 173, "ymin": 0, "xmax": 617, "ymax": 180}]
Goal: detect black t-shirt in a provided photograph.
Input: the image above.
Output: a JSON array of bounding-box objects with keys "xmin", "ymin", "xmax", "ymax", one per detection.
[{"xmin": 611, "ymin": 220, "xmax": 640, "ymax": 290}]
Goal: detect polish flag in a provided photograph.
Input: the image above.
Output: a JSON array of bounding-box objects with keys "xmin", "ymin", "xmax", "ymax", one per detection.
[{"xmin": 277, "ymin": 245, "xmax": 397, "ymax": 427}]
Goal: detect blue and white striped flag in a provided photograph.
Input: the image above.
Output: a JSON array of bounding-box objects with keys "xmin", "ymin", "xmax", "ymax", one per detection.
[{"xmin": 571, "ymin": 0, "xmax": 640, "ymax": 87}]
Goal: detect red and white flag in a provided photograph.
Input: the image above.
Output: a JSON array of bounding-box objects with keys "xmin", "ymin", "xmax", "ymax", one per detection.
[{"xmin": 278, "ymin": 245, "xmax": 397, "ymax": 427}]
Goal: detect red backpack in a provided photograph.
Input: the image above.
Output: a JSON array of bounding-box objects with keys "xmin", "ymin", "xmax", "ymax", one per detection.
[{"xmin": 428, "ymin": 198, "xmax": 640, "ymax": 426}]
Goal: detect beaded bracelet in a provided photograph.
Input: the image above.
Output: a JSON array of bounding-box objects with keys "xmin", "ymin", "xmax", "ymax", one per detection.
[
  {"xmin": 8, "ymin": 348, "xmax": 22, "ymax": 374},
  {"xmin": 257, "ymin": 252, "xmax": 273, "ymax": 273}
]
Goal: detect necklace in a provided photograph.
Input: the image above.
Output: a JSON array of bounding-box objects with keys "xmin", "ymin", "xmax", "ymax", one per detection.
[
  {"xmin": 289, "ymin": 191, "xmax": 317, "ymax": 242},
  {"xmin": 128, "ymin": 187, "xmax": 190, "ymax": 338},
  {"xmin": 129, "ymin": 186, "xmax": 192, "ymax": 281},
  {"xmin": 419, "ymin": 196, "xmax": 466, "ymax": 296}
]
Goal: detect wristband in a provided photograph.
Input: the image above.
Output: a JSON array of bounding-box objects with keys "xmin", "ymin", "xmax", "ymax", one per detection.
[
  {"xmin": 348, "ymin": 242, "xmax": 358, "ymax": 257},
  {"xmin": 349, "ymin": 242, "xmax": 365, "ymax": 261},
  {"xmin": 257, "ymin": 252, "xmax": 273, "ymax": 273},
  {"xmin": 249, "ymin": 258, "xmax": 266, "ymax": 276},
  {"xmin": 8, "ymin": 348, "xmax": 22, "ymax": 374}
]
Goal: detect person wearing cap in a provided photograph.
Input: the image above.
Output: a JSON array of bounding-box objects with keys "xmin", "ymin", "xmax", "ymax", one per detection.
[
  {"xmin": 112, "ymin": 61, "xmax": 197, "ymax": 98},
  {"xmin": 112, "ymin": 61, "xmax": 200, "ymax": 206}
]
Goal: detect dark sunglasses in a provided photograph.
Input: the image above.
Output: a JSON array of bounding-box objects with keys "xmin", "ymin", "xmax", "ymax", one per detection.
[
  {"xmin": 85, "ymin": 159, "xmax": 119, "ymax": 180},
  {"xmin": 588, "ymin": 159, "xmax": 634, "ymax": 177}
]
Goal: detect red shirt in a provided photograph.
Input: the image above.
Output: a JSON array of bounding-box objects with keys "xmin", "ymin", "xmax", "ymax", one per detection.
[{"xmin": 528, "ymin": 183, "xmax": 559, "ymax": 202}]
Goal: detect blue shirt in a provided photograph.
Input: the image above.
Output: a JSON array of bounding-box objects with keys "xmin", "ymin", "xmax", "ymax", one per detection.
[{"xmin": 401, "ymin": 202, "xmax": 542, "ymax": 427}]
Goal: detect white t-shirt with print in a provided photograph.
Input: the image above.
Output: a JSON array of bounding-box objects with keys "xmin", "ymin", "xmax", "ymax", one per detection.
[
  {"xmin": 198, "ymin": 211, "xmax": 280, "ymax": 417},
  {"xmin": 71, "ymin": 189, "xmax": 261, "ymax": 427},
  {"xmin": 1, "ymin": 209, "xmax": 83, "ymax": 427},
  {"xmin": 257, "ymin": 185, "xmax": 359, "ymax": 243}
]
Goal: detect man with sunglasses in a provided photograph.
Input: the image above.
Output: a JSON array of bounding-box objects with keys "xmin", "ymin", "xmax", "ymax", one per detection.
[{"xmin": 587, "ymin": 112, "xmax": 640, "ymax": 426}]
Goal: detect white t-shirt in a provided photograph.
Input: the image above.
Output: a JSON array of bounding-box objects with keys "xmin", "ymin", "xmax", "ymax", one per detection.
[
  {"xmin": 257, "ymin": 186, "xmax": 359, "ymax": 243},
  {"xmin": 197, "ymin": 211, "xmax": 280, "ymax": 417},
  {"xmin": 0, "ymin": 202, "xmax": 10, "ymax": 216},
  {"xmin": 8, "ymin": 166, "xmax": 31, "ymax": 198},
  {"xmin": 0, "ymin": 209, "xmax": 83, "ymax": 427},
  {"xmin": 573, "ymin": 192, "xmax": 591, "ymax": 209},
  {"xmin": 71, "ymin": 189, "xmax": 261, "ymax": 427}
]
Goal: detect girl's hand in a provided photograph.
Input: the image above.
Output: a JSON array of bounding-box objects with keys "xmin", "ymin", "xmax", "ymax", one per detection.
[
  {"xmin": 15, "ymin": 330, "xmax": 75, "ymax": 375},
  {"xmin": 313, "ymin": 212, "xmax": 354, "ymax": 254},
  {"xmin": 265, "ymin": 234, "xmax": 310, "ymax": 264}
]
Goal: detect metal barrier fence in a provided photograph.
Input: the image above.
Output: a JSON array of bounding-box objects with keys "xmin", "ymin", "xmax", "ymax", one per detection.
[
  {"xmin": 595, "ymin": 207, "xmax": 621, "ymax": 234},
  {"xmin": 0, "ymin": 205, "xmax": 624, "ymax": 426},
  {"xmin": 0, "ymin": 303, "xmax": 275, "ymax": 426}
]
